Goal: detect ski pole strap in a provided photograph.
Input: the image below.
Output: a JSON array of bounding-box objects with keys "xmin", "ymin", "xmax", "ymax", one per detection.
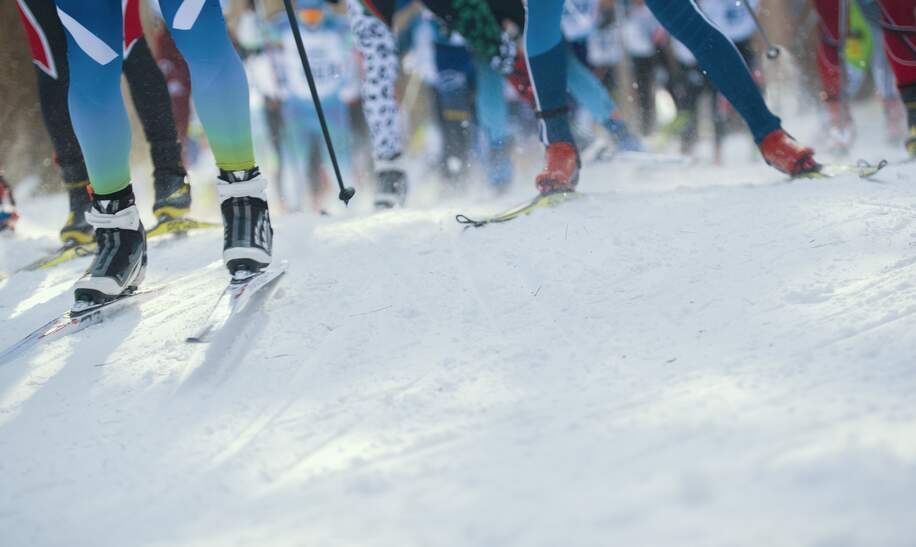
[{"xmin": 536, "ymin": 106, "xmax": 570, "ymax": 119}]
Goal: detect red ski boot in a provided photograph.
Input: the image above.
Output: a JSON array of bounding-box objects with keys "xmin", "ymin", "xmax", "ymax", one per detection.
[
  {"xmin": 759, "ymin": 129, "xmax": 818, "ymax": 177},
  {"xmin": 535, "ymin": 142, "xmax": 580, "ymax": 195}
]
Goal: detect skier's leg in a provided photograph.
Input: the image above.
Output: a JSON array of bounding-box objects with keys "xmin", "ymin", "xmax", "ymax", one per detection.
[
  {"xmin": 0, "ymin": 172, "xmax": 19, "ymax": 233},
  {"xmin": 631, "ymin": 56, "xmax": 656, "ymax": 135},
  {"xmin": 644, "ymin": 0, "xmax": 816, "ymax": 175},
  {"xmin": 874, "ymin": 1, "xmax": 916, "ymax": 88},
  {"xmin": 53, "ymin": 0, "xmax": 147, "ymax": 300},
  {"xmin": 157, "ymin": 0, "xmax": 272, "ymax": 273},
  {"xmin": 16, "ymin": 0, "xmax": 93, "ymax": 244},
  {"xmin": 53, "ymin": 1, "xmax": 130, "ymax": 195},
  {"xmin": 875, "ymin": 0, "xmax": 916, "ymax": 156},
  {"xmin": 862, "ymin": 1, "xmax": 904, "ymax": 142},
  {"xmin": 677, "ymin": 63, "xmax": 705, "ymax": 154},
  {"xmin": 473, "ymin": 58, "xmax": 513, "ymax": 190},
  {"xmin": 811, "ymin": 0, "xmax": 855, "ymax": 152},
  {"xmin": 152, "ymin": 26, "xmax": 193, "ymax": 160},
  {"xmin": 523, "ymin": 0, "xmax": 579, "ymax": 194},
  {"xmin": 434, "ymin": 40, "xmax": 474, "ymax": 182},
  {"xmin": 280, "ymin": 100, "xmax": 307, "ymax": 211},
  {"xmin": 645, "ymin": 0, "xmax": 779, "ymax": 144},
  {"xmin": 156, "ymin": 0, "xmax": 252, "ymax": 173},
  {"xmin": 565, "ymin": 48, "xmax": 642, "ymax": 152},
  {"xmin": 122, "ymin": 33, "xmax": 190, "ymax": 220},
  {"xmin": 345, "ymin": 0, "xmax": 407, "ymax": 207},
  {"xmin": 319, "ymin": 99, "xmax": 353, "ymax": 208}
]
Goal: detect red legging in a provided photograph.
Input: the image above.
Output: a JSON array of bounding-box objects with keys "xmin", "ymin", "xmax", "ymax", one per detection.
[{"xmin": 813, "ymin": 0, "xmax": 916, "ymax": 100}]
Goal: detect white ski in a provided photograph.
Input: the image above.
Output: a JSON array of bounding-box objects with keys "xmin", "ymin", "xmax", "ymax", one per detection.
[
  {"xmin": 0, "ymin": 287, "xmax": 161, "ymax": 366},
  {"xmin": 186, "ymin": 260, "xmax": 288, "ymax": 344}
]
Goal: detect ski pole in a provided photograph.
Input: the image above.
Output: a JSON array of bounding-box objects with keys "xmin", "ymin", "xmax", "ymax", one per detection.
[
  {"xmin": 739, "ymin": 0, "xmax": 781, "ymax": 60},
  {"xmin": 281, "ymin": 0, "xmax": 356, "ymax": 205}
]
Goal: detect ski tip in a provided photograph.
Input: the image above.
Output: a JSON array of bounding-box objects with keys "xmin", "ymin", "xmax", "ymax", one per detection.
[{"xmin": 186, "ymin": 336, "xmax": 208, "ymax": 344}]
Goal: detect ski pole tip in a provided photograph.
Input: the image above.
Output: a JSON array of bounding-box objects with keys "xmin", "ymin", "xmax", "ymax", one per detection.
[{"xmin": 339, "ymin": 187, "xmax": 356, "ymax": 206}]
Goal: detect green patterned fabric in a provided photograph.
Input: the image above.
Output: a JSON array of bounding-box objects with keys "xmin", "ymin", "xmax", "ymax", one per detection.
[{"xmin": 447, "ymin": 0, "xmax": 515, "ymax": 74}]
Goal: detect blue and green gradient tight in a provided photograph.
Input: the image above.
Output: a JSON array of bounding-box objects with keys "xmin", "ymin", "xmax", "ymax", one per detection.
[{"xmin": 54, "ymin": 0, "xmax": 255, "ymax": 195}]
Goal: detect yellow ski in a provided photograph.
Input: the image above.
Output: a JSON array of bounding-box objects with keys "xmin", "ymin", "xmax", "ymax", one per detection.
[{"xmin": 456, "ymin": 192, "xmax": 583, "ymax": 228}]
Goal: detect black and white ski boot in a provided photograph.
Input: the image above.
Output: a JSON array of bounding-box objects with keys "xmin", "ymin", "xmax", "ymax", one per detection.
[
  {"xmin": 73, "ymin": 185, "xmax": 147, "ymax": 305},
  {"xmin": 373, "ymin": 156, "xmax": 407, "ymax": 209},
  {"xmin": 217, "ymin": 167, "xmax": 273, "ymax": 275}
]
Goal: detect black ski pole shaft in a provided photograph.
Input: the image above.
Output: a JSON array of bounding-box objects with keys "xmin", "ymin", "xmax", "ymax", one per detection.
[
  {"xmin": 282, "ymin": 0, "xmax": 356, "ymax": 205},
  {"xmin": 740, "ymin": 0, "xmax": 780, "ymax": 59}
]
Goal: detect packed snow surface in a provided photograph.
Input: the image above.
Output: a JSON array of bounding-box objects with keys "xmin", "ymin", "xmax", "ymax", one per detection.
[{"xmin": 1, "ymin": 134, "xmax": 915, "ymax": 545}]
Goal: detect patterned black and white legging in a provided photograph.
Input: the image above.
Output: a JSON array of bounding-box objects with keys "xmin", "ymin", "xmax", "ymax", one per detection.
[{"xmin": 345, "ymin": 0, "xmax": 403, "ymax": 164}]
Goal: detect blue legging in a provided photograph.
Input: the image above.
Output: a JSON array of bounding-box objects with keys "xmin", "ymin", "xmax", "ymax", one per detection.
[
  {"xmin": 567, "ymin": 49, "xmax": 620, "ymax": 125},
  {"xmin": 474, "ymin": 58, "xmax": 509, "ymax": 146},
  {"xmin": 523, "ymin": 0, "xmax": 781, "ymax": 146},
  {"xmin": 55, "ymin": 0, "xmax": 254, "ymax": 195}
]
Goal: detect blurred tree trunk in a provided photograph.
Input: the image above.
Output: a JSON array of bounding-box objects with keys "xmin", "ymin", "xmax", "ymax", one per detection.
[{"xmin": 0, "ymin": 1, "xmax": 56, "ymax": 190}]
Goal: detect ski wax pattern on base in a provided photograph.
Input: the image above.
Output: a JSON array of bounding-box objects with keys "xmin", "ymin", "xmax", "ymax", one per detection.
[
  {"xmin": 455, "ymin": 192, "xmax": 584, "ymax": 228},
  {"xmin": 0, "ymin": 286, "xmax": 162, "ymax": 366},
  {"xmin": 186, "ymin": 260, "xmax": 288, "ymax": 344}
]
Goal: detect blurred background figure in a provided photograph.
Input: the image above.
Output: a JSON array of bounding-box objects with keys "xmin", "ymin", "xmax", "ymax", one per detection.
[
  {"xmin": 0, "ymin": 171, "xmax": 18, "ymax": 234},
  {"xmin": 268, "ymin": 0, "xmax": 359, "ymax": 212},
  {"xmin": 667, "ymin": 0, "xmax": 762, "ymax": 161}
]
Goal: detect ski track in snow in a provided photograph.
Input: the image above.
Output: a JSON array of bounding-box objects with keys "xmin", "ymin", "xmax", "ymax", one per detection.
[{"xmin": 1, "ymin": 137, "xmax": 916, "ymax": 545}]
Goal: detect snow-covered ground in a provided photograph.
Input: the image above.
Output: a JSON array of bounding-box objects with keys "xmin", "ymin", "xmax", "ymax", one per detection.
[{"xmin": 1, "ymin": 110, "xmax": 915, "ymax": 546}]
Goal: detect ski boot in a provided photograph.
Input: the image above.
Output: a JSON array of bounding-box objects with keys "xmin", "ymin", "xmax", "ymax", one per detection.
[
  {"xmin": 759, "ymin": 129, "xmax": 818, "ymax": 177},
  {"xmin": 0, "ymin": 174, "xmax": 18, "ymax": 234},
  {"xmin": 217, "ymin": 166, "xmax": 273, "ymax": 275},
  {"xmin": 374, "ymin": 156, "xmax": 408, "ymax": 209},
  {"xmin": 604, "ymin": 118, "xmax": 645, "ymax": 153},
  {"xmin": 60, "ymin": 182, "xmax": 94, "ymax": 246},
  {"xmin": 73, "ymin": 185, "xmax": 147, "ymax": 304},
  {"xmin": 152, "ymin": 174, "xmax": 191, "ymax": 222},
  {"xmin": 535, "ymin": 142, "xmax": 580, "ymax": 195}
]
